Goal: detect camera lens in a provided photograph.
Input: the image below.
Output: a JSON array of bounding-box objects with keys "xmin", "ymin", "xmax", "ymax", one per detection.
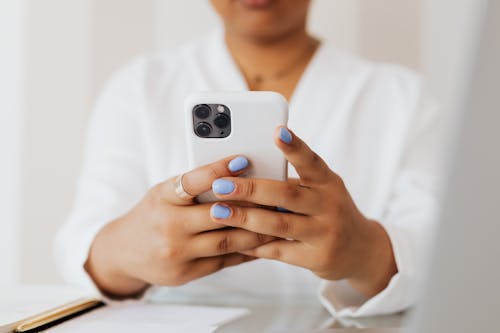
[
  {"xmin": 214, "ymin": 114, "xmax": 230, "ymax": 128},
  {"xmin": 194, "ymin": 104, "xmax": 211, "ymax": 119},
  {"xmin": 195, "ymin": 122, "xmax": 212, "ymax": 137}
]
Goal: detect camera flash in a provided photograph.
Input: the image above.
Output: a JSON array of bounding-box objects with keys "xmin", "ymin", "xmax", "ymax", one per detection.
[{"xmin": 217, "ymin": 105, "xmax": 225, "ymax": 113}]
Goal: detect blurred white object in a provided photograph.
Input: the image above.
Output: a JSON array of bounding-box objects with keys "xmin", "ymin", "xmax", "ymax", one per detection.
[
  {"xmin": 0, "ymin": 0, "xmax": 25, "ymax": 285},
  {"xmin": 410, "ymin": 0, "xmax": 500, "ymax": 332}
]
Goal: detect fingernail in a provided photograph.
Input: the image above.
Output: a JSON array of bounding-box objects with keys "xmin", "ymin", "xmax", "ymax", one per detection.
[
  {"xmin": 277, "ymin": 207, "xmax": 291, "ymax": 213},
  {"xmin": 228, "ymin": 156, "xmax": 249, "ymax": 172},
  {"xmin": 211, "ymin": 204, "xmax": 232, "ymax": 219},
  {"xmin": 212, "ymin": 179, "xmax": 235, "ymax": 195},
  {"xmin": 279, "ymin": 127, "xmax": 292, "ymax": 144}
]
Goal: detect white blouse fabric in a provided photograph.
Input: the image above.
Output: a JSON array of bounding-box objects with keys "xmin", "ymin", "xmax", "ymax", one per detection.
[{"xmin": 55, "ymin": 29, "xmax": 446, "ymax": 317}]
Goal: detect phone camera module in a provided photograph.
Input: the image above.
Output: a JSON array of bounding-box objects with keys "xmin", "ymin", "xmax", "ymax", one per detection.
[
  {"xmin": 214, "ymin": 114, "xmax": 230, "ymax": 128},
  {"xmin": 195, "ymin": 122, "xmax": 212, "ymax": 137},
  {"xmin": 192, "ymin": 103, "xmax": 231, "ymax": 138},
  {"xmin": 194, "ymin": 104, "xmax": 211, "ymax": 119}
]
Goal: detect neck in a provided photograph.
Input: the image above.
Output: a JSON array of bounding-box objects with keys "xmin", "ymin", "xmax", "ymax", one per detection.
[{"xmin": 225, "ymin": 28, "xmax": 317, "ymax": 86}]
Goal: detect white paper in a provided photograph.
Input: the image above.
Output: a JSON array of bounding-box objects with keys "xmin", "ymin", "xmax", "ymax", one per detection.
[{"xmin": 46, "ymin": 302, "xmax": 249, "ymax": 333}]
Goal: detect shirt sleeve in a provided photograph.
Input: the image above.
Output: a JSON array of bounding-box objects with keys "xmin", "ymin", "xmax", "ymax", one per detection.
[
  {"xmin": 53, "ymin": 58, "xmax": 150, "ymax": 294},
  {"xmin": 319, "ymin": 83, "xmax": 449, "ymax": 317}
]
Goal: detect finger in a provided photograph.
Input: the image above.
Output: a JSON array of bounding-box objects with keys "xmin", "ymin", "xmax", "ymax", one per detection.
[
  {"xmin": 160, "ymin": 155, "xmax": 250, "ymax": 205},
  {"xmin": 275, "ymin": 127, "xmax": 333, "ymax": 185},
  {"xmin": 188, "ymin": 228, "xmax": 275, "ymax": 258},
  {"xmin": 240, "ymin": 239, "xmax": 309, "ymax": 268},
  {"xmin": 184, "ymin": 253, "xmax": 256, "ymax": 282},
  {"xmin": 162, "ymin": 203, "xmax": 260, "ymax": 236},
  {"xmin": 211, "ymin": 203, "xmax": 316, "ymax": 241},
  {"xmin": 211, "ymin": 177, "xmax": 320, "ymax": 215},
  {"xmin": 174, "ymin": 204, "xmax": 229, "ymax": 234}
]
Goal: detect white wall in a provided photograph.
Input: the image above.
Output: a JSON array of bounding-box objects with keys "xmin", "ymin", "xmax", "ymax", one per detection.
[
  {"xmin": 421, "ymin": 0, "xmax": 486, "ymax": 110},
  {"xmin": 154, "ymin": 0, "xmax": 361, "ymax": 58},
  {"xmin": 360, "ymin": 0, "xmax": 422, "ymax": 69},
  {"xmin": 18, "ymin": 0, "xmax": 93, "ymax": 283},
  {"xmin": 0, "ymin": 0, "xmax": 26, "ymax": 284},
  {"xmin": 18, "ymin": 0, "xmax": 158, "ymax": 283},
  {"xmin": 1, "ymin": 0, "xmax": 478, "ymax": 284},
  {"xmin": 309, "ymin": 0, "xmax": 361, "ymax": 52}
]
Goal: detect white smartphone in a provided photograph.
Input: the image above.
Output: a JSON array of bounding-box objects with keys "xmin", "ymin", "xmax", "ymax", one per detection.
[{"xmin": 184, "ymin": 91, "xmax": 289, "ymax": 203}]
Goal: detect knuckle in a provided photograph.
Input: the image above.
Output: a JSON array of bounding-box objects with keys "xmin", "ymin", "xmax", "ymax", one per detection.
[
  {"xmin": 208, "ymin": 165, "xmax": 225, "ymax": 181},
  {"xmin": 269, "ymin": 246, "xmax": 282, "ymax": 260},
  {"xmin": 240, "ymin": 179, "xmax": 255, "ymax": 199},
  {"xmin": 310, "ymin": 152, "xmax": 321, "ymax": 165},
  {"xmin": 275, "ymin": 214, "xmax": 291, "ymax": 235},
  {"xmin": 233, "ymin": 208, "xmax": 248, "ymax": 227},
  {"xmin": 256, "ymin": 233, "xmax": 268, "ymax": 244},
  {"xmin": 146, "ymin": 186, "xmax": 163, "ymax": 209},
  {"xmin": 150, "ymin": 181, "xmax": 175, "ymax": 204},
  {"xmin": 329, "ymin": 173, "xmax": 346, "ymax": 190},
  {"xmin": 320, "ymin": 166, "xmax": 331, "ymax": 180},
  {"xmin": 305, "ymin": 153, "xmax": 330, "ymax": 182},
  {"xmin": 323, "ymin": 223, "xmax": 341, "ymax": 243},
  {"xmin": 284, "ymin": 183, "xmax": 301, "ymax": 202},
  {"xmin": 217, "ymin": 234, "xmax": 231, "ymax": 253},
  {"xmin": 154, "ymin": 207, "xmax": 177, "ymax": 235},
  {"xmin": 179, "ymin": 174, "xmax": 195, "ymax": 193},
  {"xmin": 158, "ymin": 243, "xmax": 181, "ymax": 262}
]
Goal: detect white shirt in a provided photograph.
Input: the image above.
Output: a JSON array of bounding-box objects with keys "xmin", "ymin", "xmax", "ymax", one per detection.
[{"xmin": 55, "ymin": 29, "xmax": 446, "ymax": 317}]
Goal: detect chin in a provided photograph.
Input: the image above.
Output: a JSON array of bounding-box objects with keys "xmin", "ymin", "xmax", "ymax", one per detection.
[
  {"xmin": 236, "ymin": 0, "xmax": 277, "ymax": 10},
  {"xmin": 212, "ymin": 0, "xmax": 309, "ymax": 42}
]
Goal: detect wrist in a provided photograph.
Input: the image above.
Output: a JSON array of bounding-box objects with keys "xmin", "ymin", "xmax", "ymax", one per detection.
[
  {"xmin": 85, "ymin": 219, "xmax": 149, "ymax": 299},
  {"xmin": 348, "ymin": 218, "xmax": 398, "ymax": 298}
]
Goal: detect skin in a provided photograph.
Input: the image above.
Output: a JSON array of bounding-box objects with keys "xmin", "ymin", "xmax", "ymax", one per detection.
[
  {"xmin": 211, "ymin": 0, "xmax": 319, "ymax": 100},
  {"xmin": 85, "ymin": 0, "xmax": 397, "ymax": 298},
  {"xmin": 211, "ymin": 128, "xmax": 398, "ymax": 297},
  {"xmin": 86, "ymin": 156, "xmax": 271, "ymax": 297}
]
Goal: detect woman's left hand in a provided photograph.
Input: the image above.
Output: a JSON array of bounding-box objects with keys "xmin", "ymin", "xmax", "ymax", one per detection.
[{"xmin": 209, "ymin": 127, "xmax": 398, "ymax": 297}]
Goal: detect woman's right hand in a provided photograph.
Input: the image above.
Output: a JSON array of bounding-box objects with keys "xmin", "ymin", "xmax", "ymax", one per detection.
[{"xmin": 84, "ymin": 155, "xmax": 270, "ymax": 298}]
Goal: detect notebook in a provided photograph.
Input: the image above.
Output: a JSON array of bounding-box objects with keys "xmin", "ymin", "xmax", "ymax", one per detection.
[
  {"xmin": 0, "ymin": 285, "xmax": 102, "ymax": 332},
  {"xmin": 0, "ymin": 285, "xmax": 249, "ymax": 333}
]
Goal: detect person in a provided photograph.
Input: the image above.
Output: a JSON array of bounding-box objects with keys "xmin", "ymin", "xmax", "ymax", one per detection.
[{"xmin": 55, "ymin": 0, "xmax": 445, "ymax": 317}]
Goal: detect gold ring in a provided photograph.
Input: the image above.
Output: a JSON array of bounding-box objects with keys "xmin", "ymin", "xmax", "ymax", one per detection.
[{"xmin": 174, "ymin": 174, "xmax": 195, "ymax": 201}]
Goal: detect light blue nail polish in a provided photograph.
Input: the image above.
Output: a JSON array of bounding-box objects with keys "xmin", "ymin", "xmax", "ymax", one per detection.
[
  {"xmin": 211, "ymin": 204, "xmax": 231, "ymax": 219},
  {"xmin": 212, "ymin": 179, "xmax": 235, "ymax": 195},
  {"xmin": 280, "ymin": 127, "xmax": 293, "ymax": 144},
  {"xmin": 228, "ymin": 156, "xmax": 249, "ymax": 172}
]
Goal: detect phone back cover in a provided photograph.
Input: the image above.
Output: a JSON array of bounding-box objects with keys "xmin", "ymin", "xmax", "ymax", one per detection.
[{"xmin": 185, "ymin": 91, "xmax": 289, "ymax": 202}]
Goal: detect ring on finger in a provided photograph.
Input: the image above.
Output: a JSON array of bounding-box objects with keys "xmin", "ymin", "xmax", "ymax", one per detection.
[{"xmin": 174, "ymin": 174, "xmax": 195, "ymax": 201}]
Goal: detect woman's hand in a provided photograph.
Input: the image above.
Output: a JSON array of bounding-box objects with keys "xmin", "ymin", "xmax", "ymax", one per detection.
[
  {"xmin": 209, "ymin": 127, "xmax": 398, "ymax": 297},
  {"xmin": 85, "ymin": 156, "xmax": 272, "ymax": 298}
]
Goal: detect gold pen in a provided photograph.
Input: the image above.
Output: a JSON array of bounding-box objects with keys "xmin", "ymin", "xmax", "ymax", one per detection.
[{"xmin": 15, "ymin": 298, "xmax": 104, "ymax": 332}]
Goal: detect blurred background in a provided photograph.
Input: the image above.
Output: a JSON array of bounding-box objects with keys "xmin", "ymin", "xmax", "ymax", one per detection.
[{"xmin": 0, "ymin": 0, "xmax": 479, "ymax": 285}]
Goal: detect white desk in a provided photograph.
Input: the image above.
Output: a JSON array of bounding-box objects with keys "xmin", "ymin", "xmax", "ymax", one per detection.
[
  {"xmin": 147, "ymin": 292, "xmax": 405, "ymax": 332},
  {"xmin": 3, "ymin": 286, "xmax": 405, "ymax": 333}
]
